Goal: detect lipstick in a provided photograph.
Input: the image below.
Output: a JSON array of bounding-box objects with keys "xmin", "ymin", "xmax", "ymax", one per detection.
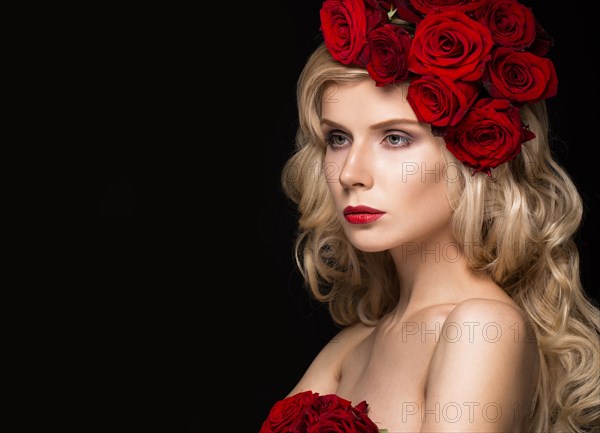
[{"xmin": 343, "ymin": 205, "xmax": 385, "ymax": 225}]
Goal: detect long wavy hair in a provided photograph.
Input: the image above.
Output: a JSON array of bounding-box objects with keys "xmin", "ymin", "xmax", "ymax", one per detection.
[{"xmin": 282, "ymin": 44, "xmax": 600, "ymax": 433}]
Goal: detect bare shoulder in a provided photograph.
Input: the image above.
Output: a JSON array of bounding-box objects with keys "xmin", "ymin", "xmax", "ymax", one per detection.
[
  {"xmin": 444, "ymin": 297, "xmax": 535, "ymax": 342},
  {"xmin": 450, "ymin": 297, "xmax": 529, "ymax": 320},
  {"xmin": 423, "ymin": 298, "xmax": 539, "ymax": 431},
  {"xmin": 401, "ymin": 298, "xmax": 534, "ymax": 347},
  {"xmin": 330, "ymin": 321, "xmax": 377, "ymax": 346},
  {"xmin": 287, "ymin": 322, "xmax": 374, "ymax": 397},
  {"xmin": 430, "ymin": 297, "xmax": 538, "ymax": 361}
]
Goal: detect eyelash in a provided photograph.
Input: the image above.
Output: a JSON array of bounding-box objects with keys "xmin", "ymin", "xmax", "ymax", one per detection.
[{"xmin": 325, "ymin": 131, "xmax": 413, "ymax": 149}]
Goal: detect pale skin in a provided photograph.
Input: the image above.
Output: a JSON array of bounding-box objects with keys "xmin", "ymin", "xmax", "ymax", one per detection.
[{"xmin": 288, "ymin": 80, "xmax": 539, "ymax": 432}]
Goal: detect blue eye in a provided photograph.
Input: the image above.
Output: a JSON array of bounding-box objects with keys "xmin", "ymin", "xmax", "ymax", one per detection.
[
  {"xmin": 385, "ymin": 133, "xmax": 411, "ymax": 147},
  {"xmin": 324, "ymin": 131, "xmax": 413, "ymax": 149},
  {"xmin": 325, "ymin": 134, "xmax": 350, "ymax": 148}
]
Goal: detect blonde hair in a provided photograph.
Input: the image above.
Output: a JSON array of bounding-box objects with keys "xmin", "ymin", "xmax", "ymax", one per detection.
[{"xmin": 282, "ymin": 44, "xmax": 600, "ymax": 433}]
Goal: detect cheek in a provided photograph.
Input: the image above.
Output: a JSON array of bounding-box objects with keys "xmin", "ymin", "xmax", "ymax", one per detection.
[
  {"xmin": 325, "ymin": 176, "xmax": 341, "ymax": 205},
  {"xmin": 385, "ymin": 159, "xmax": 452, "ymax": 218},
  {"xmin": 324, "ymin": 151, "xmax": 345, "ymax": 198},
  {"xmin": 421, "ymin": 176, "xmax": 452, "ymax": 217},
  {"xmin": 323, "ymin": 158, "xmax": 342, "ymax": 185},
  {"xmin": 416, "ymin": 171, "xmax": 453, "ymax": 228}
]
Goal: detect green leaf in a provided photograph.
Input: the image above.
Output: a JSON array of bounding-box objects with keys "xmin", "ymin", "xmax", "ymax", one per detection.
[
  {"xmin": 390, "ymin": 18, "xmax": 411, "ymax": 26},
  {"xmin": 387, "ymin": 7, "xmax": 397, "ymax": 21}
]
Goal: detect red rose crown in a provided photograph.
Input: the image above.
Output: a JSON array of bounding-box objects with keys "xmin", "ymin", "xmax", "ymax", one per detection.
[{"xmin": 319, "ymin": 0, "xmax": 557, "ymax": 174}]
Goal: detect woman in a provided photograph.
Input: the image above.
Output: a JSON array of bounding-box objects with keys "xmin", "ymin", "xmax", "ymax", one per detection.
[{"xmin": 261, "ymin": 1, "xmax": 599, "ymax": 432}]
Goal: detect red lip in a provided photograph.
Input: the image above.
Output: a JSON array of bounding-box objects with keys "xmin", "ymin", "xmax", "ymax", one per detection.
[{"xmin": 343, "ymin": 205, "xmax": 385, "ymax": 225}]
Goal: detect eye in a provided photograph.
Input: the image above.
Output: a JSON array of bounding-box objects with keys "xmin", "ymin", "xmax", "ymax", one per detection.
[
  {"xmin": 325, "ymin": 133, "xmax": 350, "ymax": 149},
  {"xmin": 383, "ymin": 133, "xmax": 412, "ymax": 148}
]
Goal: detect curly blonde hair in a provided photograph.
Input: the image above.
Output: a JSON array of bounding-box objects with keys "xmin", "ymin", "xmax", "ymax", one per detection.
[{"xmin": 282, "ymin": 44, "xmax": 600, "ymax": 433}]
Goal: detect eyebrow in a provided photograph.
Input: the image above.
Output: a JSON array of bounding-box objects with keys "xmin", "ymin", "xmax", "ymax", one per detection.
[{"xmin": 321, "ymin": 118, "xmax": 421, "ymax": 130}]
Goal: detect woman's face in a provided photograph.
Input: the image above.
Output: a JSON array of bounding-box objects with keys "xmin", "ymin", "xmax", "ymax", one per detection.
[{"xmin": 322, "ymin": 79, "xmax": 454, "ymax": 252}]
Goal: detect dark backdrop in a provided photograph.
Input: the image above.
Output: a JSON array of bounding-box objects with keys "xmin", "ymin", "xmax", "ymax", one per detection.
[{"xmin": 81, "ymin": 1, "xmax": 597, "ymax": 432}]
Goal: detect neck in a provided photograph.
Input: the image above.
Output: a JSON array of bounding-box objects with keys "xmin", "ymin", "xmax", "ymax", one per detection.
[{"xmin": 389, "ymin": 232, "xmax": 495, "ymax": 318}]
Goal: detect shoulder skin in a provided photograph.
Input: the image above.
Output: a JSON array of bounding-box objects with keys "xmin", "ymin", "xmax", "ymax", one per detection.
[
  {"xmin": 287, "ymin": 322, "xmax": 375, "ymax": 397},
  {"xmin": 421, "ymin": 298, "xmax": 539, "ymax": 432}
]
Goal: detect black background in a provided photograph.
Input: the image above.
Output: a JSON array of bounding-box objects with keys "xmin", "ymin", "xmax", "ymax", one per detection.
[{"xmin": 45, "ymin": 1, "xmax": 598, "ymax": 432}]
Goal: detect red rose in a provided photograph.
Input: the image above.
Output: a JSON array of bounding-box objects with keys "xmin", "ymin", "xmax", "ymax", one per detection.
[
  {"xmin": 259, "ymin": 391, "xmax": 318, "ymax": 433},
  {"xmin": 350, "ymin": 401, "xmax": 381, "ymax": 432},
  {"xmin": 320, "ymin": 0, "xmax": 370, "ymax": 66},
  {"xmin": 261, "ymin": 392, "xmax": 381, "ymax": 432},
  {"xmin": 408, "ymin": 10, "xmax": 494, "ymax": 82},
  {"xmin": 306, "ymin": 407, "xmax": 379, "ymax": 433},
  {"xmin": 410, "ymin": 0, "xmax": 487, "ymax": 14},
  {"xmin": 364, "ymin": 1, "xmax": 424, "ymax": 24},
  {"xmin": 364, "ymin": 0, "xmax": 390, "ymax": 31},
  {"xmin": 315, "ymin": 394, "xmax": 353, "ymax": 412},
  {"xmin": 528, "ymin": 19, "xmax": 553, "ymax": 56},
  {"xmin": 292, "ymin": 393, "xmax": 352, "ymax": 432},
  {"xmin": 367, "ymin": 24, "xmax": 412, "ymax": 86},
  {"xmin": 305, "ymin": 396, "xmax": 379, "ymax": 433},
  {"xmin": 352, "ymin": 400, "xmax": 370, "ymax": 415},
  {"xmin": 485, "ymin": 47, "xmax": 558, "ymax": 104},
  {"xmin": 407, "ymin": 75, "xmax": 479, "ymax": 127},
  {"xmin": 475, "ymin": 0, "xmax": 535, "ymax": 49},
  {"xmin": 444, "ymin": 98, "xmax": 533, "ymax": 173},
  {"xmin": 389, "ymin": 0, "xmax": 424, "ymax": 24}
]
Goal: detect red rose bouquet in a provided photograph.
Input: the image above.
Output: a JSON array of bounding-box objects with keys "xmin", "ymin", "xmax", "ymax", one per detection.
[
  {"xmin": 259, "ymin": 391, "xmax": 385, "ymax": 433},
  {"xmin": 319, "ymin": 0, "xmax": 558, "ymax": 175}
]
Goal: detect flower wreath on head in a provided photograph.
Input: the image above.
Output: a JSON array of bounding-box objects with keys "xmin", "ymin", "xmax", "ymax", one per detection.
[{"xmin": 319, "ymin": 0, "xmax": 558, "ymax": 175}]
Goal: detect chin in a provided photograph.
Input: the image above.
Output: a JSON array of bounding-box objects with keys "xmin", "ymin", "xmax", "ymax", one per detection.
[{"xmin": 346, "ymin": 235, "xmax": 393, "ymax": 253}]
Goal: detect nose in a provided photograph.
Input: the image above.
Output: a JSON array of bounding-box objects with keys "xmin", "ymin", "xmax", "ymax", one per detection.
[{"xmin": 338, "ymin": 140, "xmax": 374, "ymax": 191}]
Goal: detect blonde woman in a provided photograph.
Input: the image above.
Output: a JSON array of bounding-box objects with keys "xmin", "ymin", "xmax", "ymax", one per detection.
[{"xmin": 261, "ymin": 1, "xmax": 600, "ymax": 432}]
